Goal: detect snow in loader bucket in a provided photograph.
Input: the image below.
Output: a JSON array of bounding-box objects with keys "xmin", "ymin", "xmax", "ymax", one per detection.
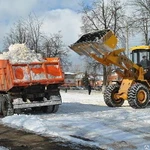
[
  {"xmin": 75, "ymin": 29, "xmax": 110, "ymax": 43},
  {"xmin": 69, "ymin": 29, "xmax": 118, "ymax": 57}
]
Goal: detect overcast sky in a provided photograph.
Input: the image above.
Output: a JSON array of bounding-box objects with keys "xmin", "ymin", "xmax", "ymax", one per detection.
[{"xmin": 0, "ymin": 0, "xmax": 93, "ymax": 47}]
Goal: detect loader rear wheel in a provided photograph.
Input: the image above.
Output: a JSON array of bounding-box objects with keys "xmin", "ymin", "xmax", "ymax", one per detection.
[
  {"xmin": 104, "ymin": 84, "xmax": 124, "ymax": 107},
  {"xmin": 128, "ymin": 83, "xmax": 149, "ymax": 108}
]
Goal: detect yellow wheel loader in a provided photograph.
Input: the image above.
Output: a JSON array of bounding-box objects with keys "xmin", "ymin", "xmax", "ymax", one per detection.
[{"xmin": 70, "ymin": 29, "xmax": 150, "ymax": 109}]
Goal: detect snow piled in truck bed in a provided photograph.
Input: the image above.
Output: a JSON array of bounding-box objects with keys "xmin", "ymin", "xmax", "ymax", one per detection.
[{"xmin": 0, "ymin": 43, "xmax": 44, "ymax": 63}]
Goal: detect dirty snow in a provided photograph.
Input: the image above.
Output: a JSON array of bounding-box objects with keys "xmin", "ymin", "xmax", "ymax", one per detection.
[
  {"xmin": 0, "ymin": 43, "xmax": 44, "ymax": 63},
  {"xmin": 1, "ymin": 90, "xmax": 150, "ymax": 150}
]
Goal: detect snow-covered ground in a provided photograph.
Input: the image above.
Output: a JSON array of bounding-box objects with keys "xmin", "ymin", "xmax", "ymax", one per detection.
[
  {"xmin": 0, "ymin": 147, "xmax": 9, "ymax": 150},
  {"xmin": 1, "ymin": 90, "xmax": 150, "ymax": 150}
]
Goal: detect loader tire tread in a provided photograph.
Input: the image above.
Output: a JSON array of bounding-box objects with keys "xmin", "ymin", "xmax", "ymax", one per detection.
[
  {"xmin": 128, "ymin": 83, "xmax": 149, "ymax": 108},
  {"xmin": 104, "ymin": 84, "xmax": 124, "ymax": 107}
]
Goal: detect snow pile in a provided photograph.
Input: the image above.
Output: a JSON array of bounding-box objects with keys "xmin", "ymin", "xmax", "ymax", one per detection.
[{"xmin": 0, "ymin": 43, "xmax": 44, "ymax": 63}]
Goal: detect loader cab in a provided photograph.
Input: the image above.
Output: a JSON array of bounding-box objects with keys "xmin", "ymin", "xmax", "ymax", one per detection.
[{"xmin": 130, "ymin": 45, "xmax": 150, "ymax": 66}]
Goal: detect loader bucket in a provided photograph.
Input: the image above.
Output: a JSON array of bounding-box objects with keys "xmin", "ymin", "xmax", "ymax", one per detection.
[{"xmin": 69, "ymin": 29, "xmax": 118, "ymax": 57}]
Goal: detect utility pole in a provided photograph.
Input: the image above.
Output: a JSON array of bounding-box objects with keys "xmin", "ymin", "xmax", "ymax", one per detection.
[{"xmin": 126, "ymin": 22, "xmax": 129, "ymax": 57}]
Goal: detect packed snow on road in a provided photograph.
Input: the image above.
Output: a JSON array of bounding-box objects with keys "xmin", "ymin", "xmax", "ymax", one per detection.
[{"xmin": 0, "ymin": 90, "xmax": 150, "ymax": 150}]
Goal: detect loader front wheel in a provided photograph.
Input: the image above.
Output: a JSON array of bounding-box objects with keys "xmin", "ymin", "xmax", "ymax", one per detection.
[
  {"xmin": 128, "ymin": 83, "xmax": 149, "ymax": 108},
  {"xmin": 104, "ymin": 84, "xmax": 124, "ymax": 107}
]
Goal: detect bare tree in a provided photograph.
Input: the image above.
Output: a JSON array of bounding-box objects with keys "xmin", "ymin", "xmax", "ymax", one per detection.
[
  {"xmin": 3, "ymin": 14, "xmax": 71, "ymax": 71},
  {"xmin": 84, "ymin": 57, "xmax": 102, "ymax": 85},
  {"xmin": 130, "ymin": 0, "xmax": 150, "ymax": 14},
  {"xmin": 81, "ymin": 0, "xmax": 126, "ymax": 34},
  {"xmin": 129, "ymin": 0, "xmax": 150, "ymax": 45},
  {"xmin": 25, "ymin": 14, "xmax": 43, "ymax": 52},
  {"xmin": 3, "ymin": 20, "xmax": 28, "ymax": 49},
  {"xmin": 80, "ymin": 0, "xmax": 127, "ymax": 86},
  {"xmin": 3, "ymin": 14, "xmax": 43, "ymax": 52},
  {"xmin": 41, "ymin": 32, "xmax": 71, "ymax": 71}
]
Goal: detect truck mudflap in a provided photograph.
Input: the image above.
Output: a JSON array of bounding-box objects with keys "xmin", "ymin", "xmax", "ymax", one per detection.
[{"xmin": 13, "ymin": 96, "xmax": 62, "ymax": 109}]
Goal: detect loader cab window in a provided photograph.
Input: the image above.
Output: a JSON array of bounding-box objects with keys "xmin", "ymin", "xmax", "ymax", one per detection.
[{"xmin": 131, "ymin": 49, "xmax": 150, "ymax": 66}]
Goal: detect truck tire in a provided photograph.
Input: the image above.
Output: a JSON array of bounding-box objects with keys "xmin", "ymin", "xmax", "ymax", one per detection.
[
  {"xmin": 42, "ymin": 105, "xmax": 59, "ymax": 113},
  {"xmin": 128, "ymin": 83, "xmax": 149, "ymax": 108},
  {"xmin": 4, "ymin": 95, "xmax": 14, "ymax": 116},
  {"xmin": 0, "ymin": 97, "xmax": 2, "ymax": 115},
  {"xmin": 32, "ymin": 107, "xmax": 41, "ymax": 112},
  {"xmin": 0, "ymin": 95, "xmax": 14, "ymax": 117},
  {"xmin": 41, "ymin": 106, "xmax": 53, "ymax": 113},
  {"xmin": 14, "ymin": 109, "xmax": 22, "ymax": 114},
  {"xmin": 0, "ymin": 96, "xmax": 8, "ymax": 117},
  {"xmin": 104, "ymin": 84, "xmax": 124, "ymax": 107},
  {"xmin": 52, "ymin": 105, "xmax": 59, "ymax": 113}
]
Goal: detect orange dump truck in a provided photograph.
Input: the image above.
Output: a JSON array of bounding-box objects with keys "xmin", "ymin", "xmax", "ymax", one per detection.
[{"xmin": 0, "ymin": 57, "xmax": 64, "ymax": 116}]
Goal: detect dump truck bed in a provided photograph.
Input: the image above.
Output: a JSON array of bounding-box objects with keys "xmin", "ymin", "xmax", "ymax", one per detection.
[{"xmin": 0, "ymin": 57, "xmax": 64, "ymax": 91}]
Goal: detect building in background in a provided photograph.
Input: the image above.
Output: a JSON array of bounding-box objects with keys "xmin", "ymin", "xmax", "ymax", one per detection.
[
  {"xmin": 63, "ymin": 72, "xmax": 76, "ymax": 87},
  {"xmin": 62, "ymin": 72, "xmax": 103, "ymax": 88},
  {"xmin": 75, "ymin": 72, "xmax": 84, "ymax": 86}
]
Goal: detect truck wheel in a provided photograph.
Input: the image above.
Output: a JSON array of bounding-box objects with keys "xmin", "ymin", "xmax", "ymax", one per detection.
[
  {"xmin": 128, "ymin": 83, "xmax": 149, "ymax": 108},
  {"xmin": 104, "ymin": 84, "xmax": 124, "ymax": 107},
  {"xmin": 32, "ymin": 107, "xmax": 41, "ymax": 112},
  {"xmin": 52, "ymin": 105, "xmax": 59, "ymax": 113},
  {"xmin": 14, "ymin": 109, "xmax": 22, "ymax": 114},
  {"xmin": 0, "ymin": 97, "xmax": 2, "ymax": 115},
  {"xmin": 0, "ymin": 96, "xmax": 8, "ymax": 117},
  {"xmin": 4, "ymin": 95, "xmax": 14, "ymax": 116},
  {"xmin": 42, "ymin": 105, "xmax": 59, "ymax": 113},
  {"xmin": 41, "ymin": 106, "xmax": 53, "ymax": 113}
]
